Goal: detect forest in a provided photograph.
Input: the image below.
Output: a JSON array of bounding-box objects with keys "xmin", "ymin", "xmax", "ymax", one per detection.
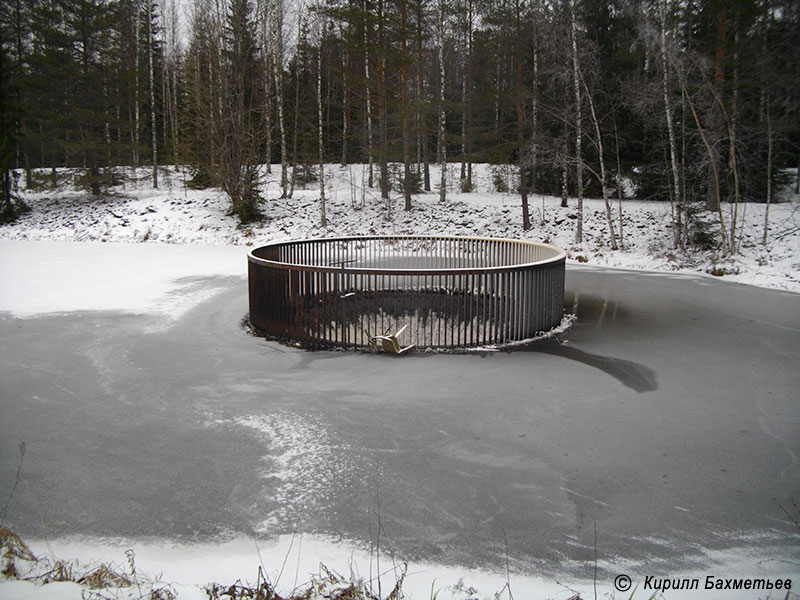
[{"xmin": 1, "ymin": 0, "xmax": 798, "ymax": 254}]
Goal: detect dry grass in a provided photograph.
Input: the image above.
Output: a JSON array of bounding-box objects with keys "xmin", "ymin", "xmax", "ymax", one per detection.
[
  {"xmin": 2, "ymin": 528, "xmax": 407, "ymax": 600},
  {"xmin": 36, "ymin": 559, "xmax": 76, "ymax": 584},
  {"xmin": 204, "ymin": 563, "xmax": 407, "ymax": 600},
  {"xmin": 0, "ymin": 527, "xmax": 37, "ymax": 578},
  {"xmin": 77, "ymin": 562, "xmax": 133, "ymax": 589},
  {"xmin": 0, "ymin": 528, "xmax": 176, "ymax": 599}
]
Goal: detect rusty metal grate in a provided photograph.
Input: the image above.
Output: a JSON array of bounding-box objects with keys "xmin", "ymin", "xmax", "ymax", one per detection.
[{"xmin": 248, "ymin": 235, "xmax": 566, "ymax": 351}]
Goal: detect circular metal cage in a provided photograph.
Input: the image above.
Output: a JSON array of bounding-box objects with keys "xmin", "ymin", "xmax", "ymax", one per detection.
[{"xmin": 248, "ymin": 235, "xmax": 566, "ymax": 351}]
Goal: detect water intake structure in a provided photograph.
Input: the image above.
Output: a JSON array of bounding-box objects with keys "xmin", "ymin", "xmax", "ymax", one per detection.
[{"xmin": 248, "ymin": 235, "xmax": 566, "ymax": 351}]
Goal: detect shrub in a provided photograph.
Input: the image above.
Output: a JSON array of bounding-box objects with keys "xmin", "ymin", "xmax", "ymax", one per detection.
[
  {"xmin": 685, "ymin": 202, "xmax": 718, "ymax": 251},
  {"xmin": 399, "ymin": 169, "xmax": 422, "ymax": 195},
  {"xmin": 187, "ymin": 164, "xmax": 215, "ymax": 189},
  {"xmin": 294, "ymin": 163, "xmax": 318, "ymax": 186},
  {"xmin": 0, "ymin": 198, "xmax": 30, "ymax": 225},
  {"xmin": 492, "ymin": 167, "xmax": 509, "ymax": 193}
]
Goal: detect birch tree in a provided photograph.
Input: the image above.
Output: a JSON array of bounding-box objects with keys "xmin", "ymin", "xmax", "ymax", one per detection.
[
  {"xmin": 315, "ymin": 8, "xmax": 326, "ymax": 226},
  {"xmin": 363, "ymin": 0, "xmax": 374, "ymax": 188},
  {"xmin": 401, "ymin": 0, "xmax": 412, "ymax": 210},
  {"xmin": 271, "ymin": 0, "xmax": 288, "ymax": 197},
  {"xmin": 513, "ymin": 0, "xmax": 530, "ymax": 230},
  {"xmin": 582, "ymin": 74, "xmax": 617, "ymax": 249},
  {"xmin": 258, "ymin": 0, "xmax": 273, "ymax": 173},
  {"xmin": 660, "ymin": 0, "xmax": 682, "ymax": 247},
  {"xmin": 376, "ymin": 0, "xmax": 390, "ymax": 205},
  {"xmin": 147, "ymin": 0, "xmax": 158, "ymax": 188},
  {"xmin": 437, "ymin": 0, "xmax": 446, "ymax": 203}
]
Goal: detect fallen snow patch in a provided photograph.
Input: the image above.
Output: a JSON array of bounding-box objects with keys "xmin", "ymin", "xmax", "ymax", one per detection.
[{"xmin": 0, "ymin": 239, "xmax": 245, "ymax": 319}]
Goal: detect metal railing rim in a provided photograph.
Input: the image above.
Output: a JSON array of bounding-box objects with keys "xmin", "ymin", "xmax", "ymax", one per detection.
[{"xmin": 248, "ymin": 235, "xmax": 566, "ymax": 275}]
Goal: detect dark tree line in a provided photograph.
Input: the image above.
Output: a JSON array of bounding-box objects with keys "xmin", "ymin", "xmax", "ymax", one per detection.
[{"xmin": 1, "ymin": 0, "xmax": 798, "ymax": 250}]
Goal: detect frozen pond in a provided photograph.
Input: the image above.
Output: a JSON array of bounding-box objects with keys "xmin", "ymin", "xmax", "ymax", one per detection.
[{"xmin": 1, "ymin": 247, "xmax": 798, "ymax": 587}]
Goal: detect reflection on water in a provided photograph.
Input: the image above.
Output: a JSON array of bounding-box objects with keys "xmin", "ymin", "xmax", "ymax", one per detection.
[
  {"xmin": 523, "ymin": 292, "xmax": 657, "ymax": 393},
  {"xmin": 564, "ymin": 291, "xmax": 625, "ymax": 331}
]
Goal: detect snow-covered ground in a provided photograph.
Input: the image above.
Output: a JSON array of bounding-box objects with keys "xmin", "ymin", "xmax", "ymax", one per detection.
[
  {"xmin": 2, "ymin": 163, "xmax": 799, "ymax": 293},
  {"xmin": 3, "ymin": 532, "xmax": 795, "ymax": 600},
  {"xmin": 1, "ymin": 164, "xmax": 798, "ymax": 600}
]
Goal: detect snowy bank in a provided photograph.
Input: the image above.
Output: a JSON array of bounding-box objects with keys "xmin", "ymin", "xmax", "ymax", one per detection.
[
  {"xmin": 2, "ymin": 529, "xmax": 795, "ymax": 600},
  {"xmin": 2, "ymin": 164, "xmax": 798, "ymax": 293}
]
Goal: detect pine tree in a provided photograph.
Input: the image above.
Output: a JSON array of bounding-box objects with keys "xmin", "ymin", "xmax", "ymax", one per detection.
[
  {"xmin": 220, "ymin": 0, "xmax": 263, "ymax": 220},
  {"xmin": 0, "ymin": 39, "xmax": 20, "ymax": 221}
]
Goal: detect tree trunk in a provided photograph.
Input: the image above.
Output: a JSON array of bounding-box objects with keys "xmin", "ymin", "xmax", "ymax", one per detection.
[
  {"xmin": 148, "ymin": 0, "xmax": 158, "ymax": 188},
  {"xmin": 706, "ymin": 75, "xmax": 741, "ymax": 254},
  {"xmin": 460, "ymin": 0, "xmax": 472, "ymax": 192},
  {"xmin": 261, "ymin": 0, "xmax": 272, "ymax": 173},
  {"xmin": 168, "ymin": 0, "xmax": 180, "ymax": 167},
  {"xmin": 706, "ymin": 2, "xmax": 726, "ymax": 213},
  {"xmin": 584, "ymin": 77, "xmax": 617, "ymax": 249},
  {"xmin": 417, "ymin": 0, "xmax": 430, "ymax": 191},
  {"xmin": 614, "ymin": 119, "xmax": 624, "ymax": 249},
  {"xmin": 660, "ymin": 0, "xmax": 682, "ymax": 248},
  {"xmin": 341, "ymin": 50, "xmax": 348, "ymax": 166},
  {"xmin": 104, "ymin": 85, "xmax": 112, "ymax": 167},
  {"xmin": 530, "ymin": 0, "xmax": 539, "ymax": 194},
  {"xmin": 161, "ymin": 49, "xmax": 169, "ymax": 163},
  {"xmin": 437, "ymin": 0, "xmax": 446, "ymax": 204},
  {"xmin": 363, "ymin": 0, "xmax": 374, "ymax": 189},
  {"xmin": 318, "ymin": 24, "xmax": 326, "ymax": 227},
  {"xmin": 515, "ymin": 0, "xmax": 530, "ymax": 230},
  {"xmin": 494, "ymin": 61, "xmax": 500, "ymax": 136},
  {"xmin": 401, "ymin": 0, "xmax": 412, "ymax": 210},
  {"xmin": 171, "ymin": 64, "xmax": 179, "ymax": 165},
  {"xmin": 460, "ymin": 74, "xmax": 466, "ymax": 184},
  {"xmin": 134, "ymin": 0, "xmax": 141, "ymax": 167},
  {"xmin": 730, "ymin": 27, "xmax": 741, "ymax": 253},
  {"xmin": 561, "ymin": 121, "xmax": 568, "ymax": 208},
  {"xmin": 377, "ymin": 0, "xmax": 389, "ymax": 205},
  {"xmin": 289, "ymin": 16, "xmax": 302, "ymax": 199},
  {"xmin": 763, "ymin": 96, "xmax": 772, "ymax": 245},
  {"xmin": 570, "ymin": 0, "xmax": 583, "ymax": 242},
  {"xmin": 273, "ymin": 0, "xmax": 288, "ymax": 197},
  {"xmin": 684, "ymin": 86, "xmax": 729, "ymax": 255},
  {"xmin": 265, "ymin": 52, "xmax": 272, "ymax": 173}
]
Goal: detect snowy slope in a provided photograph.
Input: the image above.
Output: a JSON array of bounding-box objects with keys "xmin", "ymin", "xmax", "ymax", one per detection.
[{"xmin": 2, "ymin": 163, "xmax": 798, "ymax": 293}]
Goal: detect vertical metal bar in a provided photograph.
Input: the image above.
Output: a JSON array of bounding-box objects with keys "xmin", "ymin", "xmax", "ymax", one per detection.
[
  {"xmin": 510, "ymin": 269, "xmax": 517, "ymax": 341},
  {"xmin": 492, "ymin": 270, "xmax": 499, "ymax": 345},
  {"xmin": 507, "ymin": 269, "xmax": 513, "ymax": 342},
  {"xmin": 515, "ymin": 268, "xmax": 522, "ymax": 341},
  {"xmin": 523, "ymin": 254, "xmax": 530, "ymax": 337},
  {"xmin": 462, "ymin": 271, "xmax": 467, "ymax": 347},
  {"xmin": 468, "ymin": 272, "xmax": 474, "ymax": 346},
  {"xmin": 479, "ymin": 270, "xmax": 485, "ymax": 346}
]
